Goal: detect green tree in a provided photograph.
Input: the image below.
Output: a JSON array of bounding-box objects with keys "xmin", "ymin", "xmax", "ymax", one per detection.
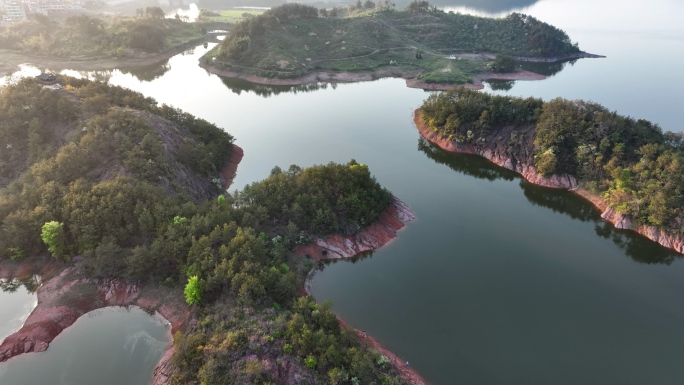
[
  {"xmin": 184, "ymin": 275, "xmax": 202, "ymax": 305},
  {"xmin": 41, "ymin": 221, "xmax": 66, "ymax": 258},
  {"xmin": 490, "ymin": 54, "xmax": 516, "ymax": 73}
]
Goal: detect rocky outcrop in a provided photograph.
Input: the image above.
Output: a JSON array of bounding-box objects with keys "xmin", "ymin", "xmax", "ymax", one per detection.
[
  {"xmin": 414, "ymin": 110, "xmax": 577, "ymax": 189},
  {"xmin": 573, "ymin": 189, "xmax": 684, "ymax": 254},
  {"xmin": 415, "ymin": 109, "xmax": 684, "ymax": 255},
  {"xmin": 0, "ymin": 142, "xmax": 244, "ymax": 383},
  {"xmin": 294, "ymin": 196, "xmax": 415, "ymax": 260},
  {"xmin": 220, "ymin": 144, "xmax": 244, "ymax": 189},
  {"xmin": 151, "ymin": 345, "xmax": 176, "ymax": 385}
]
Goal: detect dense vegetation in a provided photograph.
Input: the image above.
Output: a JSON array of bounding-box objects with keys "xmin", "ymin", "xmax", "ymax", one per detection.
[
  {"xmin": 420, "ymin": 88, "xmax": 684, "ymax": 232},
  {"xmin": 206, "ymin": 2, "xmax": 581, "ymax": 84},
  {"xmin": 0, "ymin": 77, "xmax": 399, "ymax": 384},
  {"xmin": 0, "ymin": 76, "xmax": 234, "ymax": 263},
  {"xmin": 0, "ymin": 11, "xmax": 205, "ymax": 58}
]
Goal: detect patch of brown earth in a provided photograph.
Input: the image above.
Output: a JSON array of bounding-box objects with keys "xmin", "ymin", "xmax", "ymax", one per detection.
[{"xmin": 414, "ymin": 109, "xmax": 684, "ymax": 254}]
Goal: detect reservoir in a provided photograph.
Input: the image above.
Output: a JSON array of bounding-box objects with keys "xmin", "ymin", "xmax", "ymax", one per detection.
[{"xmin": 1, "ymin": 0, "xmax": 683, "ymax": 383}]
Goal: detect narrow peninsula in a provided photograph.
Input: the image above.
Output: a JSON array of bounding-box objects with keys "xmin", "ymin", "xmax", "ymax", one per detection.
[
  {"xmin": 200, "ymin": 2, "xmax": 602, "ymax": 89},
  {"xmin": 415, "ymin": 88, "xmax": 684, "ymax": 254},
  {"xmin": 0, "ymin": 77, "xmax": 419, "ymax": 385}
]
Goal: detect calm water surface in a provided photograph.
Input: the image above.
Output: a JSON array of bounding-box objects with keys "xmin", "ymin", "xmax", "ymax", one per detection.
[
  {"xmin": 0, "ymin": 278, "xmax": 37, "ymax": 343},
  {"xmin": 1, "ymin": 0, "xmax": 683, "ymax": 383},
  {"xmin": 0, "ymin": 307, "xmax": 171, "ymax": 385}
]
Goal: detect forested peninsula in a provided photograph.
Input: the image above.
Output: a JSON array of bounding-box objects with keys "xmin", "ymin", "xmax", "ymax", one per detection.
[
  {"xmin": 0, "ymin": 77, "xmax": 419, "ymax": 384},
  {"xmin": 201, "ymin": 2, "xmax": 600, "ymax": 89},
  {"xmin": 416, "ymin": 88, "xmax": 684, "ymax": 254}
]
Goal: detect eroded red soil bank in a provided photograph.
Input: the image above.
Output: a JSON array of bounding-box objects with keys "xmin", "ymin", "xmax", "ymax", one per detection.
[
  {"xmin": 414, "ymin": 110, "xmax": 684, "ymax": 254},
  {"xmin": 0, "ymin": 143, "xmax": 244, "ymax": 383},
  {"xmin": 295, "ymin": 196, "xmax": 426, "ymax": 384},
  {"xmin": 295, "ymin": 196, "xmax": 415, "ymax": 260},
  {"xmin": 0, "ymin": 262, "xmax": 191, "ymax": 385}
]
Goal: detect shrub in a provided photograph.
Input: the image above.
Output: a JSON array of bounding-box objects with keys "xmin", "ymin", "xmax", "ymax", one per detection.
[
  {"xmin": 184, "ymin": 276, "xmax": 202, "ymax": 305},
  {"xmin": 305, "ymin": 354, "xmax": 317, "ymax": 369},
  {"xmin": 41, "ymin": 221, "xmax": 66, "ymax": 258}
]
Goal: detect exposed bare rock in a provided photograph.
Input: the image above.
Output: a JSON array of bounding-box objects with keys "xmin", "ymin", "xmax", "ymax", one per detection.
[
  {"xmin": 415, "ymin": 109, "xmax": 684, "ymax": 255},
  {"xmin": 0, "ymin": 264, "xmax": 192, "ymax": 385},
  {"xmin": 220, "ymin": 144, "xmax": 244, "ymax": 190},
  {"xmin": 151, "ymin": 346, "xmax": 176, "ymax": 385},
  {"xmin": 414, "ymin": 110, "xmax": 577, "ymax": 189},
  {"xmin": 294, "ymin": 196, "xmax": 415, "ymax": 260}
]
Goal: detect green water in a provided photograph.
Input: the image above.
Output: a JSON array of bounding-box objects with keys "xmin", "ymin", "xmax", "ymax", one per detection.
[{"xmin": 1, "ymin": 0, "xmax": 684, "ymax": 383}]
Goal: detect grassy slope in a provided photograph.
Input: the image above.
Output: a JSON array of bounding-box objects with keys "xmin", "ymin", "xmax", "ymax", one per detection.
[
  {"xmin": 201, "ymin": 9, "xmax": 264, "ymax": 23},
  {"xmin": 207, "ymin": 8, "xmax": 580, "ymax": 84}
]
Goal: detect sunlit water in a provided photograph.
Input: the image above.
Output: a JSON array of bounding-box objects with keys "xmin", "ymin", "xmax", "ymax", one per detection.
[{"xmin": 0, "ymin": 0, "xmax": 683, "ymax": 383}]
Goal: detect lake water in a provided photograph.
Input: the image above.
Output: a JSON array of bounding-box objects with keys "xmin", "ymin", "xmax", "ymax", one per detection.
[
  {"xmin": 0, "ymin": 307, "xmax": 171, "ymax": 385},
  {"xmin": 0, "ymin": 278, "xmax": 38, "ymax": 344},
  {"xmin": 1, "ymin": 0, "xmax": 683, "ymax": 383}
]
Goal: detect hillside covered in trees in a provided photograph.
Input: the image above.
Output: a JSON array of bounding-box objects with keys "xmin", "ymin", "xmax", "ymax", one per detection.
[
  {"xmin": 0, "ymin": 77, "xmax": 402, "ymax": 384},
  {"xmin": 419, "ymin": 88, "xmax": 684, "ymax": 233},
  {"xmin": 0, "ymin": 11, "xmax": 205, "ymax": 60},
  {"xmin": 204, "ymin": 2, "xmax": 585, "ymax": 85}
]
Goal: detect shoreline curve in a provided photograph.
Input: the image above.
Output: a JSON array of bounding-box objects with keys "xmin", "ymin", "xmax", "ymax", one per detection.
[
  {"xmin": 0, "ymin": 143, "xmax": 244, "ymax": 384},
  {"xmin": 199, "ymin": 50, "xmax": 601, "ymax": 90},
  {"xmin": 413, "ymin": 109, "xmax": 684, "ymax": 255},
  {"xmin": 297, "ymin": 196, "xmax": 428, "ymax": 385}
]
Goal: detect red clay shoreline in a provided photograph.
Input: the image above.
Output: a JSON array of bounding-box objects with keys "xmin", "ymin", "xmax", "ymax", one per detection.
[
  {"xmin": 413, "ymin": 109, "xmax": 684, "ymax": 255},
  {"xmin": 0, "ymin": 143, "xmax": 244, "ymax": 384},
  {"xmin": 0, "ymin": 144, "xmax": 430, "ymax": 384},
  {"xmin": 297, "ymin": 196, "xmax": 428, "ymax": 385}
]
